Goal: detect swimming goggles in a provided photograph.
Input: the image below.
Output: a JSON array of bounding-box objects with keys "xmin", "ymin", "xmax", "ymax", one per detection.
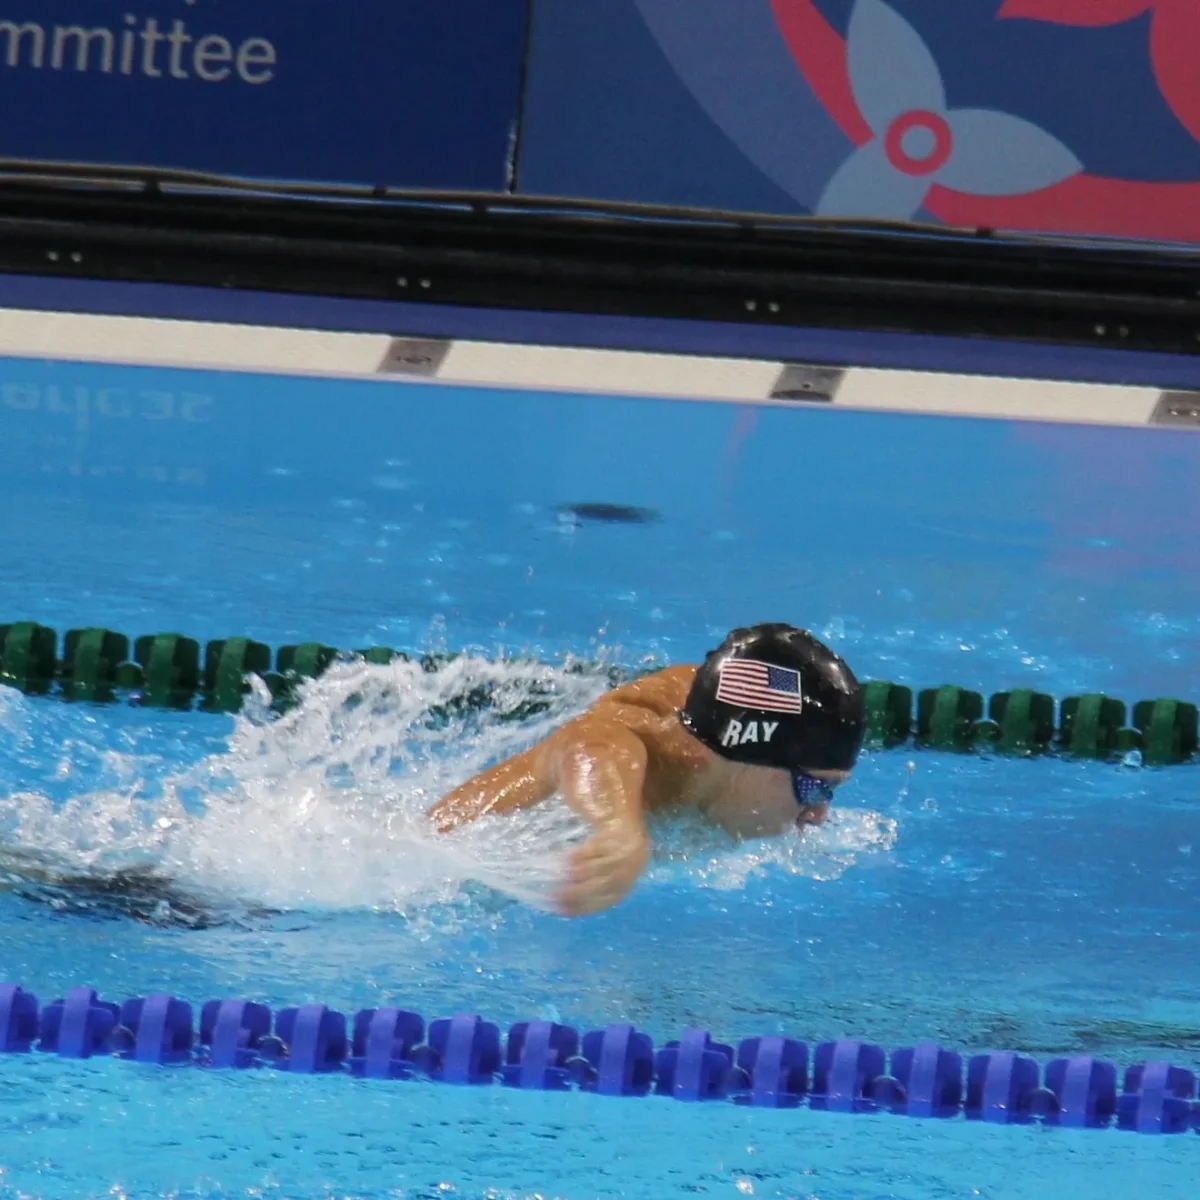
[{"xmin": 791, "ymin": 772, "xmax": 835, "ymax": 806}]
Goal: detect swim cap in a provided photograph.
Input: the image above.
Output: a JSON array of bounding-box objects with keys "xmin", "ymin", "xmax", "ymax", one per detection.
[{"xmin": 680, "ymin": 624, "xmax": 864, "ymax": 771}]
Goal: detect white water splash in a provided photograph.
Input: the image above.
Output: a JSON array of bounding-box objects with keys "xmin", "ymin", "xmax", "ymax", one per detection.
[
  {"xmin": 0, "ymin": 656, "xmax": 896, "ymax": 916},
  {"xmin": 647, "ymin": 807, "xmax": 897, "ymax": 892}
]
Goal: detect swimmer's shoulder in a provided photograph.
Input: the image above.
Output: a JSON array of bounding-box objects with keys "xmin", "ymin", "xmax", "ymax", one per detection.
[
  {"xmin": 544, "ymin": 667, "xmax": 697, "ymax": 775},
  {"xmin": 593, "ymin": 664, "xmax": 697, "ymax": 718}
]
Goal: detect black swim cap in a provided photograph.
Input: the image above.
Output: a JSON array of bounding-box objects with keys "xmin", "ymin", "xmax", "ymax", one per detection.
[{"xmin": 680, "ymin": 624, "xmax": 864, "ymax": 772}]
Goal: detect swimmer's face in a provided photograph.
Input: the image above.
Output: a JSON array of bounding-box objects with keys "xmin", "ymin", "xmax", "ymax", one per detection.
[{"xmin": 709, "ymin": 762, "xmax": 848, "ymax": 838}]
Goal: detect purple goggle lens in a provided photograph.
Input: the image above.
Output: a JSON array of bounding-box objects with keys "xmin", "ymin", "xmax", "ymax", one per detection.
[{"xmin": 791, "ymin": 772, "xmax": 835, "ymax": 806}]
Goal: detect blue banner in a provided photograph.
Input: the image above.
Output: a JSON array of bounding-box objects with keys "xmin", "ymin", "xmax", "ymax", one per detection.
[
  {"xmin": 0, "ymin": 0, "xmax": 528, "ymax": 190},
  {"xmin": 517, "ymin": 0, "xmax": 1200, "ymax": 245}
]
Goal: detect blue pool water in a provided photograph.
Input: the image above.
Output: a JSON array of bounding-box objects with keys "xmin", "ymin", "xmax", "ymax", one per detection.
[{"xmin": 0, "ymin": 353, "xmax": 1199, "ymax": 1199}]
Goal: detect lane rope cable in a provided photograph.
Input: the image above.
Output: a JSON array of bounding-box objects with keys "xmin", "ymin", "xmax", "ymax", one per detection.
[
  {"xmin": 0, "ymin": 620, "xmax": 1195, "ymax": 765},
  {"xmin": 0, "ymin": 982, "xmax": 1194, "ymax": 1135}
]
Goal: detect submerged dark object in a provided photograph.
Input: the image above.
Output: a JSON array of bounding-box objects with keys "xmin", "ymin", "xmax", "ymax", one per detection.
[
  {"xmin": 0, "ymin": 847, "xmax": 268, "ymax": 930},
  {"xmin": 557, "ymin": 503, "xmax": 659, "ymax": 525}
]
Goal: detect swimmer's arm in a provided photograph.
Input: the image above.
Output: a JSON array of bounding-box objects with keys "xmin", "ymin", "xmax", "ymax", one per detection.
[
  {"xmin": 551, "ymin": 720, "xmax": 649, "ymax": 832},
  {"xmin": 426, "ymin": 748, "xmax": 552, "ymax": 833},
  {"xmin": 427, "ymin": 716, "xmax": 652, "ymax": 915},
  {"xmin": 427, "ymin": 714, "xmax": 651, "ymax": 835},
  {"xmin": 551, "ymin": 719, "xmax": 652, "ymax": 916}
]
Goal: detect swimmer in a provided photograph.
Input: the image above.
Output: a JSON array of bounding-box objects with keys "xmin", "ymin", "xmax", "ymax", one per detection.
[{"xmin": 428, "ymin": 624, "xmax": 865, "ymax": 917}]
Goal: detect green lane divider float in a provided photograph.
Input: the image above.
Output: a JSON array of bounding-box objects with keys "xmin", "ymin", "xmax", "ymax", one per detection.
[
  {"xmin": 0, "ymin": 621, "xmax": 1196, "ymax": 765},
  {"xmin": 0, "ymin": 622, "xmax": 56, "ymax": 696}
]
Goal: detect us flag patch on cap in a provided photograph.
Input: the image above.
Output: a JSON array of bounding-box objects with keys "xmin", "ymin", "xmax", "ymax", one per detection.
[{"xmin": 715, "ymin": 660, "xmax": 803, "ymax": 713}]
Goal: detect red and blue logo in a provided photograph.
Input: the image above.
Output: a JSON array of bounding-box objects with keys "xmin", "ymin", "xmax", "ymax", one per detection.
[{"xmin": 633, "ymin": 0, "xmax": 1200, "ymax": 242}]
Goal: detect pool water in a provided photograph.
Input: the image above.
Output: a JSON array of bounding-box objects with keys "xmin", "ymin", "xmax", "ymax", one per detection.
[{"xmin": 0, "ymin": 353, "xmax": 1199, "ymax": 1199}]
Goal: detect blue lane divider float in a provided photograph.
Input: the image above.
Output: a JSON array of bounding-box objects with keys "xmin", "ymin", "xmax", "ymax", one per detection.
[
  {"xmin": 0, "ymin": 983, "xmax": 38, "ymax": 1052},
  {"xmin": 201, "ymin": 999, "xmax": 272, "ymax": 1069},
  {"xmin": 582, "ymin": 1023, "xmax": 654, "ymax": 1097},
  {"xmin": 349, "ymin": 1006, "xmax": 426, "ymax": 1080},
  {"xmin": 502, "ymin": 1020, "xmax": 579, "ymax": 1090},
  {"xmin": 116, "ymin": 994, "xmax": 194, "ymax": 1064},
  {"xmin": 1, "ymin": 983, "xmax": 1198, "ymax": 1137}
]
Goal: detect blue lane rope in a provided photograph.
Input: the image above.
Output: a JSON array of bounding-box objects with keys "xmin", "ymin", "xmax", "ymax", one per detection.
[{"xmin": 1, "ymin": 983, "xmax": 1196, "ymax": 1134}]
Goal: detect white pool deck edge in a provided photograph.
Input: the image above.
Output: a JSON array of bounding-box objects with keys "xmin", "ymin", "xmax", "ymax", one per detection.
[{"xmin": 0, "ymin": 305, "xmax": 1187, "ymax": 429}]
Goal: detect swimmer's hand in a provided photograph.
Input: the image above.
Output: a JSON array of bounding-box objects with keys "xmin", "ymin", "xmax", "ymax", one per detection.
[{"xmin": 556, "ymin": 824, "xmax": 650, "ymax": 917}]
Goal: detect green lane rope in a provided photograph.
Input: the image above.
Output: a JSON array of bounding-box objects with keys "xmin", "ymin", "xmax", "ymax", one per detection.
[{"xmin": 0, "ymin": 621, "xmax": 1196, "ymax": 766}]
